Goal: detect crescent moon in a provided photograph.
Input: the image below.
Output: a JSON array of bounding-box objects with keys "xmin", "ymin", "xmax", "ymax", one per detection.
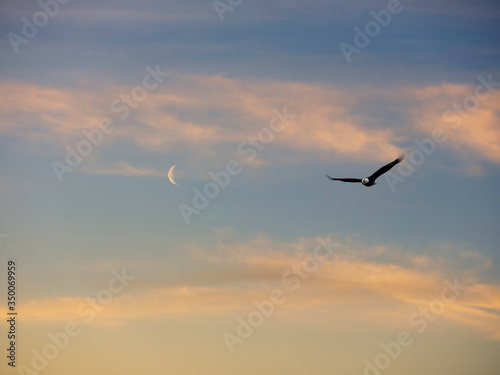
[{"xmin": 168, "ymin": 165, "xmax": 177, "ymax": 185}]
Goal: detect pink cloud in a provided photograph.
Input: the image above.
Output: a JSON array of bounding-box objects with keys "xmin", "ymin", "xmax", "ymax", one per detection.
[
  {"xmin": 16, "ymin": 233, "xmax": 500, "ymax": 339},
  {"xmin": 2, "ymin": 75, "xmax": 498, "ymax": 177}
]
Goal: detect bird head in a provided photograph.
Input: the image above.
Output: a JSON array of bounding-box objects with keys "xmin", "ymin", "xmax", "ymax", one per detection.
[{"xmin": 361, "ymin": 178, "xmax": 369, "ymax": 185}]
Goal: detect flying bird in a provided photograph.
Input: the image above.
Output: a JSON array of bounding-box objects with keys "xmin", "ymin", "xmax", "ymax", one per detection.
[{"xmin": 326, "ymin": 154, "xmax": 406, "ymax": 187}]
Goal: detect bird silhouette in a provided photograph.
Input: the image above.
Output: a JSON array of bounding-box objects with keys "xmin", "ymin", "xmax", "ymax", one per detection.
[{"xmin": 326, "ymin": 154, "xmax": 406, "ymax": 187}]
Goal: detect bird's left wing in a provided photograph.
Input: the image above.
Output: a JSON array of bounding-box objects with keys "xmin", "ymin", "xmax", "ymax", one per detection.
[
  {"xmin": 325, "ymin": 175, "xmax": 362, "ymax": 183},
  {"xmin": 368, "ymin": 154, "xmax": 405, "ymax": 181}
]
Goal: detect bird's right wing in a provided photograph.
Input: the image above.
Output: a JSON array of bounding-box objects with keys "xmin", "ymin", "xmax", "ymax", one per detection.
[{"xmin": 325, "ymin": 175, "xmax": 362, "ymax": 183}]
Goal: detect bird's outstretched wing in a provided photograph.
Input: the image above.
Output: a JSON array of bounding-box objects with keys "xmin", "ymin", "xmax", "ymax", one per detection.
[
  {"xmin": 325, "ymin": 175, "xmax": 362, "ymax": 183},
  {"xmin": 368, "ymin": 153, "xmax": 406, "ymax": 181}
]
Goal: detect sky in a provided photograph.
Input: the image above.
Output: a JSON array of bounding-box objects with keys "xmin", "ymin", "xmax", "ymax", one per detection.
[{"xmin": 1, "ymin": 0, "xmax": 500, "ymax": 374}]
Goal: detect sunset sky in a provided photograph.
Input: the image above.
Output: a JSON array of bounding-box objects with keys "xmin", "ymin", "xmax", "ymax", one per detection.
[{"xmin": 1, "ymin": 1, "xmax": 500, "ymax": 374}]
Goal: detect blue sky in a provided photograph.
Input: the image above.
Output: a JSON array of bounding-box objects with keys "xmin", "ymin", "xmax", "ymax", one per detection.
[{"xmin": 1, "ymin": 1, "xmax": 500, "ymax": 374}]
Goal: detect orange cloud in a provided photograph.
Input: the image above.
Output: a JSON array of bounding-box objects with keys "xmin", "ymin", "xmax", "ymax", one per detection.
[
  {"xmin": 0, "ymin": 76, "xmax": 402, "ymax": 172},
  {"xmin": 13, "ymin": 233, "xmax": 500, "ymax": 339},
  {"xmin": 2, "ymin": 75, "xmax": 499, "ymax": 177},
  {"xmin": 411, "ymin": 82, "xmax": 500, "ymax": 165}
]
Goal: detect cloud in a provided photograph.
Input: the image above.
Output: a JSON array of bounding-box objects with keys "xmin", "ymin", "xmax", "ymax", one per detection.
[
  {"xmin": 15, "ymin": 232, "xmax": 500, "ymax": 339},
  {"xmin": 2, "ymin": 74, "xmax": 499, "ymax": 178},
  {"xmin": 0, "ymin": 81, "xmax": 117, "ymax": 145},
  {"xmin": 0, "ymin": 75, "xmax": 401, "ymax": 172},
  {"xmin": 411, "ymin": 81, "xmax": 500, "ymax": 166},
  {"xmin": 81, "ymin": 163, "xmax": 166, "ymax": 177}
]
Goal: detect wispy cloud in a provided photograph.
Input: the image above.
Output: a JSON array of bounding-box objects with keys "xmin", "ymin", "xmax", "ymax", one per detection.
[
  {"xmin": 411, "ymin": 81, "xmax": 500, "ymax": 165},
  {"xmin": 17, "ymin": 232, "xmax": 500, "ymax": 339},
  {"xmin": 2, "ymin": 75, "xmax": 499, "ymax": 178}
]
